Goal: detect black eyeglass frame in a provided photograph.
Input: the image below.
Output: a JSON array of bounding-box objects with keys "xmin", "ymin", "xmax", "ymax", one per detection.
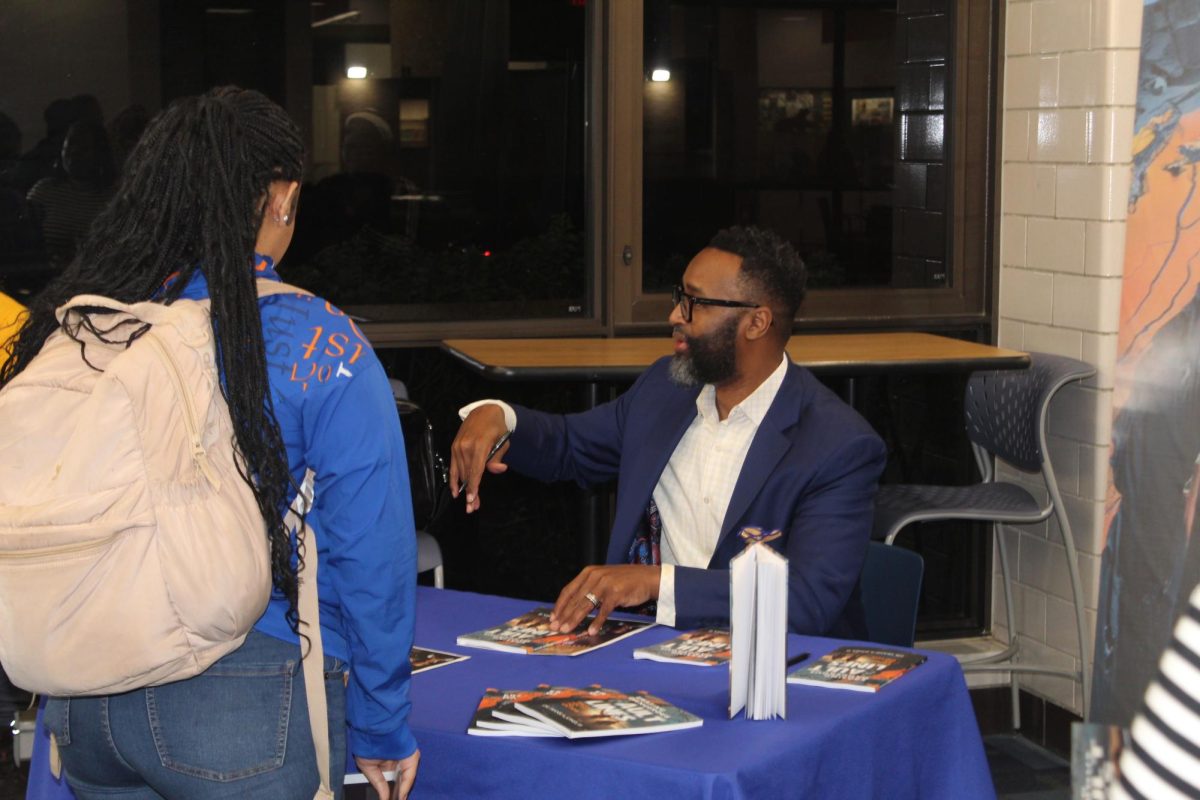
[{"xmin": 671, "ymin": 285, "xmax": 760, "ymax": 323}]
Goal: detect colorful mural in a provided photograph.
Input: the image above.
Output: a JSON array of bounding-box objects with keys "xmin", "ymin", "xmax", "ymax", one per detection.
[{"xmin": 1092, "ymin": 0, "xmax": 1200, "ymax": 725}]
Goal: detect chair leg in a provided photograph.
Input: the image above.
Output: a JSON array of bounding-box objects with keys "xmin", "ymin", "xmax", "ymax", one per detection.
[
  {"xmin": 1049, "ymin": 487, "xmax": 1091, "ymax": 716},
  {"xmin": 996, "ymin": 525, "xmax": 1020, "ymax": 730},
  {"xmin": 433, "ymin": 564, "xmax": 444, "ymax": 589}
]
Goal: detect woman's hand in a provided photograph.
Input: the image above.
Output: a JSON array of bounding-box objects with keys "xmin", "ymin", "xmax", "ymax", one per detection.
[{"xmin": 355, "ymin": 749, "xmax": 420, "ymax": 800}]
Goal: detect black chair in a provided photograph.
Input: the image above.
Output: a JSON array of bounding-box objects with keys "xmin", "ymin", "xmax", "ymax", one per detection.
[
  {"xmin": 860, "ymin": 541, "xmax": 924, "ymax": 648},
  {"xmin": 391, "ymin": 380, "xmax": 448, "ymax": 588},
  {"xmin": 872, "ymin": 352, "xmax": 1095, "ymax": 725}
]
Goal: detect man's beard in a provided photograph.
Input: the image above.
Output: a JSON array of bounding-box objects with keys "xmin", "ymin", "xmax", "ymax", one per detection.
[{"xmin": 668, "ymin": 315, "xmax": 739, "ymax": 387}]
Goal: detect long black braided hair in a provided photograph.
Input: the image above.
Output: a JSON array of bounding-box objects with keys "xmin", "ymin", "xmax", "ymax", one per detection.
[{"xmin": 0, "ymin": 86, "xmax": 306, "ymax": 630}]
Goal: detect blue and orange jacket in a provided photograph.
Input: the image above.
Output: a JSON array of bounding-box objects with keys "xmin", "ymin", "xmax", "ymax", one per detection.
[{"xmin": 174, "ymin": 255, "xmax": 418, "ymax": 760}]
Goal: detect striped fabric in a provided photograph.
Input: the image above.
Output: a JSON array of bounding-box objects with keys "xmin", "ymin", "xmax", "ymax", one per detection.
[{"xmin": 1113, "ymin": 584, "xmax": 1200, "ymax": 799}]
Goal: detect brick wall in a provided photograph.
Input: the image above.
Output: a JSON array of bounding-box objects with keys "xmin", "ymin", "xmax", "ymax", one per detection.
[{"xmin": 994, "ymin": 0, "xmax": 1142, "ymax": 715}]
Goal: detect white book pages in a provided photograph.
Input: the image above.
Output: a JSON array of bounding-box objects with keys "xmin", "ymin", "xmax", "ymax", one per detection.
[
  {"xmin": 729, "ymin": 542, "xmax": 788, "ymax": 720},
  {"xmin": 728, "ymin": 545, "xmax": 754, "ymax": 719}
]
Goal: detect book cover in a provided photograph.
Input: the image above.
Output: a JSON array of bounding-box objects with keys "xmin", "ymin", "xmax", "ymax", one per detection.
[
  {"xmin": 467, "ymin": 686, "xmax": 560, "ymax": 737},
  {"xmin": 786, "ymin": 646, "xmax": 927, "ymax": 692},
  {"xmin": 456, "ymin": 607, "xmax": 654, "ymax": 656},
  {"xmin": 468, "ymin": 684, "xmax": 627, "ymax": 737},
  {"xmin": 514, "ymin": 690, "xmax": 703, "ymax": 739},
  {"xmin": 409, "ymin": 646, "xmax": 470, "ymax": 674},
  {"xmin": 633, "ymin": 628, "xmax": 731, "ymax": 666}
]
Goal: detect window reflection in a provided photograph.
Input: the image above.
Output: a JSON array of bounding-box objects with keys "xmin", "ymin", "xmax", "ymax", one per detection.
[
  {"xmin": 288, "ymin": 0, "xmax": 589, "ymax": 320},
  {"xmin": 641, "ymin": 3, "xmax": 901, "ymax": 293},
  {"xmin": 0, "ymin": 1, "xmax": 589, "ymax": 322}
]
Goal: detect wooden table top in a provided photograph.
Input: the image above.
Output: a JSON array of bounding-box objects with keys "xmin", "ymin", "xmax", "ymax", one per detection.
[{"xmin": 441, "ymin": 333, "xmax": 1029, "ymax": 381}]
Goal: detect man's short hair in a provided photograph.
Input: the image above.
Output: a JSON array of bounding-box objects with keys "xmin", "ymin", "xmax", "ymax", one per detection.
[{"xmin": 707, "ymin": 226, "xmax": 807, "ymax": 327}]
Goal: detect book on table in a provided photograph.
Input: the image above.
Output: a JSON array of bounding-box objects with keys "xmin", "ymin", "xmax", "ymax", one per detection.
[
  {"xmin": 409, "ymin": 646, "xmax": 470, "ymax": 674},
  {"xmin": 729, "ymin": 541, "xmax": 788, "ymax": 720},
  {"xmin": 786, "ymin": 645, "xmax": 927, "ymax": 692},
  {"xmin": 633, "ymin": 628, "xmax": 731, "ymax": 666},
  {"xmin": 467, "ymin": 685, "xmax": 583, "ymax": 737},
  {"xmin": 456, "ymin": 607, "xmax": 654, "ymax": 656},
  {"xmin": 469, "ymin": 684, "xmax": 701, "ymax": 738}
]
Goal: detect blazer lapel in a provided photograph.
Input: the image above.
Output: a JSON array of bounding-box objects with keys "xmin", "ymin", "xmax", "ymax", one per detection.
[
  {"xmin": 607, "ymin": 387, "xmax": 699, "ymax": 561},
  {"xmin": 712, "ymin": 364, "xmax": 808, "ymax": 558}
]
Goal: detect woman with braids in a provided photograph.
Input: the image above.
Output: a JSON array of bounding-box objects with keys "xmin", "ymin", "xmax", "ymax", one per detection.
[{"xmin": 5, "ymin": 87, "xmax": 420, "ymax": 800}]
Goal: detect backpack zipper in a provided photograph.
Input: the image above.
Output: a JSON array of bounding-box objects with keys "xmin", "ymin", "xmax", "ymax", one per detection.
[
  {"xmin": 145, "ymin": 332, "xmax": 222, "ymax": 491},
  {"xmin": 0, "ymin": 535, "xmax": 117, "ymax": 560}
]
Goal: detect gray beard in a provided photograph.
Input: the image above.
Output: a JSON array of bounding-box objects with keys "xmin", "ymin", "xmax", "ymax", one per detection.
[
  {"xmin": 668, "ymin": 353, "xmax": 701, "ymax": 387},
  {"xmin": 667, "ymin": 316, "xmax": 740, "ymax": 387}
]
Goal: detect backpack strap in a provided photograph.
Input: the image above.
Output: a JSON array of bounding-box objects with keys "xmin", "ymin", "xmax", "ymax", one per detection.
[
  {"xmin": 54, "ymin": 294, "xmax": 176, "ymax": 328},
  {"xmin": 286, "ymin": 469, "xmax": 335, "ymax": 800},
  {"xmin": 256, "ymin": 278, "xmax": 313, "ymax": 299},
  {"xmin": 55, "ymin": 278, "xmax": 312, "ymax": 328}
]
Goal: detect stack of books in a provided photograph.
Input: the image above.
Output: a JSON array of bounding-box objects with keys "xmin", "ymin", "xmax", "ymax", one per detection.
[{"xmin": 468, "ymin": 684, "xmax": 702, "ymax": 739}]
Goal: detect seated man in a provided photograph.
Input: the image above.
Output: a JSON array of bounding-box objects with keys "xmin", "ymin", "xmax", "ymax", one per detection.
[{"xmin": 450, "ymin": 226, "xmax": 886, "ymax": 638}]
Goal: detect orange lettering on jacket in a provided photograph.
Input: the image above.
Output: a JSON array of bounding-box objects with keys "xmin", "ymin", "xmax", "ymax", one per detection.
[
  {"xmin": 324, "ymin": 333, "xmax": 348, "ymax": 358},
  {"xmin": 301, "ymin": 326, "xmax": 324, "ymax": 360}
]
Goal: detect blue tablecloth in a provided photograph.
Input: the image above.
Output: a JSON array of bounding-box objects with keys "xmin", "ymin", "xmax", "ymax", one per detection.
[
  {"xmin": 28, "ymin": 586, "xmax": 995, "ymax": 799},
  {"xmin": 360, "ymin": 587, "xmax": 995, "ymax": 800}
]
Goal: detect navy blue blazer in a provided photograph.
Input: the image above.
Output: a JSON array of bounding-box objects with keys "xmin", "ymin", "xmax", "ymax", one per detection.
[{"xmin": 506, "ymin": 356, "xmax": 886, "ymax": 638}]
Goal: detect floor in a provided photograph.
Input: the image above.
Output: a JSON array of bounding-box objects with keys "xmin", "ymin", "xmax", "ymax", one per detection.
[{"xmin": 985, "ymin": 733, "xmax": 1072, "ymax": 800}]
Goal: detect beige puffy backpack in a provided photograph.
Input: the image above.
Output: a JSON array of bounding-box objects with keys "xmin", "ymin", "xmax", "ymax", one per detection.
[{"xmin": 0, "ymin": 281, "xmax": 334, "ymax": 799}]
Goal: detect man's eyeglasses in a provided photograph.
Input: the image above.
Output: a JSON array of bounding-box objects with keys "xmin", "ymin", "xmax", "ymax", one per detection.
[{"xmin": 671, "ymin": 285, "xmax": 759, "ymax": 323}]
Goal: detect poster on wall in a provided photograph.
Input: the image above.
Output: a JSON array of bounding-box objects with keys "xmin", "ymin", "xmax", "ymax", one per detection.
[{"xmin": 1091, "ymin": 0, "xmax": 1200, "ymax": 725}]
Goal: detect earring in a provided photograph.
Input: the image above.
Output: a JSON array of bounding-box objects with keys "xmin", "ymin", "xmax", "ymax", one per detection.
[{"xmin": 282, "ymin": 213, "xmax": 291, "ymax": 225}]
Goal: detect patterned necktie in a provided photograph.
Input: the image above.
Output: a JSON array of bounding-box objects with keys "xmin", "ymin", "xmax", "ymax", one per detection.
[
  {"xmin": 625, "ymin": 497, "xmax": 661, "ymax": 617},
  {"xmin": 627, "ymin": 497, "xmax": 661, "ymax": 566}
]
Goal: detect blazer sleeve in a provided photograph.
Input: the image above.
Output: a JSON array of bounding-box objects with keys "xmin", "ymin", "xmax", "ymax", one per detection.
[
  {"xmin": 504, "ymin": 365, "xmax": 660, "ymax": 488},
  {"xmin": 672, "ymin": 430, "xmax": 886, "ymax": 635}
]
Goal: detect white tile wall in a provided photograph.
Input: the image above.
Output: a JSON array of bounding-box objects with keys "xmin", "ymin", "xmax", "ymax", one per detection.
[
  {"xmin": 1075, "ymin": 442, "xmax": 1110, "ymax": 502},
  {"xmin": 1027, "ymin": 218, "xmax": 1086, "ymax": 272},
  {"xmin": 1004, "ymin": 111, "xmax": 1032, "ymax": 162},
  {"xmin": 999, "ymin": 268, "xmax": 1055, "ymax": 323},
  {"xmin": 1018, "ymin": 638, "xmax": 1079, "ymax": 709},
  {"xmin": 1006, "ymin": 54, "xmax": 1061, "ymax": 108},
  {"xmin": 1023, "ymin": 323, "xmax": 1083, "ymax": 358},
  {"xmin": 1054, "ymin": 165, "xmax": 1129, "ymax": 221},
  {"xmin": 1001, "ymin": 214, "xmax": 1028, "ymax": 267},
  {"xmin": 1085, "ymin": 108, "xmax": 1135, "ymax": 164},
  {"xmin": 1091, "ymin": 0, "xmax": 1144, "ymax": 49},
  {"xmin": 1052, "ymin": 274, "xmax": 1122, "ymax": 330},
  {"xmin": 994, "ymin": 0, "xmax": 1140, "ymax": 716},
  {"xmin": 1032, "ymin": 0, "xmax": 1093, "ymax": 53},
  {"xmin": 1084, "ymin": 220, "xmax": 1127, "ymax": 277},
  {"xmin": 1007, "ymin": 2, "xmax": 1033, "ymax": 56},
  {"xmin": 1019, "ymin": 583, "xmax": 1049, "ymax": 641},
  {"xmin": 1003, "ymin": 162, "xmax": 1058, "ymax": 216},
  {"xmin": 1081, "ymin": 332, "xmax": 1118, "ymax": 389},
  {"xmin": 1033, "ymin": 110, "xmax": 1089, "ymax": 163}
]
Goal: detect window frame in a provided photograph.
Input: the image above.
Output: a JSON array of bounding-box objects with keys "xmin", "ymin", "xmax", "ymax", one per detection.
[{"xmin": 606, "ymin": 0, "xmax": 999, "ymax": 336}]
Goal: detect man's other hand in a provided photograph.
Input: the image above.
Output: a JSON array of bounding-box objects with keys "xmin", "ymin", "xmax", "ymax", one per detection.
[{"xmin": 550, "ymin": 565, "xmax": 661, "ymax": 635}]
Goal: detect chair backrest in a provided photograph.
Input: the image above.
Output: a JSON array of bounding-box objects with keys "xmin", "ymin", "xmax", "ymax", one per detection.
[
  {"xmin": 389, "ymin": 381, "xmax": 450, "ymax": 532},
  {"xmin": 963, "ymin": 352, "xmax": 1096, "ymax": 473},
  {"xmin": 860, "ymin": 542, "xmax": 924, "ymax": 648}
]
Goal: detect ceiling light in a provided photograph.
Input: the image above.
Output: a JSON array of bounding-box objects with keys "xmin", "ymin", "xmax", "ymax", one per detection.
[
  {"xmin": 650, "ymin": 69, "xmax": 671, "ymax": 82},
  {"xmin": 346, "ymin": 66, "xmax": 368, "ymax": 80}
]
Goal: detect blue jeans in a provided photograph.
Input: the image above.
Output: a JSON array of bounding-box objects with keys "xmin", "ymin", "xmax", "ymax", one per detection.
[{"xmin": 44, "ymin": 631, "xmax": 346, "ymax": 800}]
